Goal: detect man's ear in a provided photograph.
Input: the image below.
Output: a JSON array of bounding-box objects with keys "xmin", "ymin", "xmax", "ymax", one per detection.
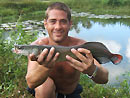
[
  {"xmin": 44, "ymin": 19, "xmax": 47, "ymax": 29},
  {"xmin": 69, "ymin": 20, "xmax": 72, "ymax": 28}
]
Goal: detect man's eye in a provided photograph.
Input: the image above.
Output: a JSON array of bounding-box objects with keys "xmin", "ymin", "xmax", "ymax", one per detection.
[
  {"xmin": 49, "ymin": 20, "xmax": 56, "ymax": 24},
  {"xmin": 61, "ymin": 20, "xmax": 67, "ymax": 23},
  {"xmin": 61, "ymin": 20, "xmax": 68, "ymax": 24}
]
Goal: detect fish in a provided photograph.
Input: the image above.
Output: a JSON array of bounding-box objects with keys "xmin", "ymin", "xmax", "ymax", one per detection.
[{"xmin": 12, "ymin": 42, "xmax": 123, "ymax": 65}]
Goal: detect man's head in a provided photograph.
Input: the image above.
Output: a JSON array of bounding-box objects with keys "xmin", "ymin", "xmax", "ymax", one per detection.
[
  {"xmin": 44, "ymin": 2, "xmax": 72, "ymax": 44},
  {"xmin": 45, "ymin": 2, "xmax": 71, "ymax": 22}
]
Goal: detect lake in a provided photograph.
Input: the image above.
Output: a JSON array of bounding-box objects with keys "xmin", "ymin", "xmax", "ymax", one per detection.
[
  {"xmin": 1, "ymin": 13, "xmax": 130, "ymax": 84},
  {"xmin": 68, "ymin": 18, "xmax": 130, "ymax": 84}
]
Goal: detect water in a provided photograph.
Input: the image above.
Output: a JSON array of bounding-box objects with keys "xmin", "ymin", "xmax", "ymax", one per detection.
[{"xmin": 68, "ymin": 19, "xmax": 130, "ymax": 84}]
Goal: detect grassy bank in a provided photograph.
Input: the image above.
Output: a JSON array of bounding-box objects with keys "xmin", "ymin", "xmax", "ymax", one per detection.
[
  {"xmin": 59, "ymin": 0, "xmax": 130, "ymax": 15},
  {"xmin": 0, "ymin": 0, "xmax": 130, "ymax": 23},
  {"xmin": 0, "ymin": 0, "xmax": 49, "ymax": 23}
]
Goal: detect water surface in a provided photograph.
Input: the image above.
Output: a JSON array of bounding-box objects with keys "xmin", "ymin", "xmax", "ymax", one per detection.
[{"xmin": 68, "ymin": 19, "xmax": 130, "ymax": 84}]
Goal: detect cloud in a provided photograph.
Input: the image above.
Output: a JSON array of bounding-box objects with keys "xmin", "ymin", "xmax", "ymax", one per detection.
[
  {"xmin": 105, "ymin": 65, "xmax": 126, "ymax": 84},
  {"xmin": 126, "ymin": 38, "xmax": 130, "ymax": 62},
  {"xmin": 96, "ymin": 40, "xmax": 121, "ymax": 53}
]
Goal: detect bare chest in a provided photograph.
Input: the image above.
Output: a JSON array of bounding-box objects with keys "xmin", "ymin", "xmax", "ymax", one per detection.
[
  {"xmin": 50, "ymin": 61, "xmax": 79, "ymax": 78},
  {"xmin": 49, "ymin": 61, "xmax": 80, "ymax": 94}
]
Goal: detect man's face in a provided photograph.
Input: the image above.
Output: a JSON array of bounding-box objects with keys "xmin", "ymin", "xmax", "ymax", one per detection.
[{"xmin": 44, "ymin": 9, "xmax": 72, "ymax": 43}]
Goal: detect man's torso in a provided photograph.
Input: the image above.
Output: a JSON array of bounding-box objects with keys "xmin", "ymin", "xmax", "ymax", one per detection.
[{"xmin": 31, "ymin": 36, "xmax": 86, "ymax": 94}]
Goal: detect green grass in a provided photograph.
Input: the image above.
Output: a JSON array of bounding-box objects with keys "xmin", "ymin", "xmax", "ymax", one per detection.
[
  {"xmin": 52, "ymin": 0, "xmax": 130, "ymax": 15},
  {"xmin": 0, "ymin": 0, "xmax": 130, "ymax": 23},
  {"xmin": 0, "ymin": 0, "xmax": 49, "ymax": 23},
  {"xmin": 80, "ymin": 74, "xmax": 130, "ymax": 98}
]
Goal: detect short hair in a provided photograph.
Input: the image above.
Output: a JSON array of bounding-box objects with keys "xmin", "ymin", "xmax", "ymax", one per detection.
[{"xmin": 45, "ymin": 2, "xmax": 71, "ymax": 21}]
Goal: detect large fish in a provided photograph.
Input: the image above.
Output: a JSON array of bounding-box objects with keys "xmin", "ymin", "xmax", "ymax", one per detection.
[{"xmin": 12, "ymin": 42, "xmax": 123, "ymax": 65}]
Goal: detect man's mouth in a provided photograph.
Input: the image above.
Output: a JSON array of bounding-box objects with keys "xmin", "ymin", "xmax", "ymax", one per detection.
[
  {"xmin": 54, "ymin": 32, "xmax": 63, "ymax": 37},
  {"xmin": 55, "ymin": 33, "xmax": 62, "ymax": 37}
]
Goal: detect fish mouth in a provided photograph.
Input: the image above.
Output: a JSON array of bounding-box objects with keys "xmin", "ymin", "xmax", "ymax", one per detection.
[{"xmin": 12, "ymin": 47, "xmax": 21, "ymax": 54}]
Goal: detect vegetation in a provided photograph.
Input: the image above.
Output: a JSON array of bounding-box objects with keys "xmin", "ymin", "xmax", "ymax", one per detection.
[
  {"xmin": 0, "ymin": 0, "xmax": 49, "ymax": 23},
  {"xmin": 54, "ymin": 0, "xmax": 130, "ymax": 15},
  {"xmin": 0, "ymin": 0, "xmax": 130, "ymax": 98},
  {"xmin": 0, "ymin": 19, "xmax": 38, "ymax": 97},
  {"xmin": 0, "ymin": 0, "xmax": 130, "ymax": 23},
  {"xmin": 80, "ymin": 74, "xmax": 130, "ymax": 98}
]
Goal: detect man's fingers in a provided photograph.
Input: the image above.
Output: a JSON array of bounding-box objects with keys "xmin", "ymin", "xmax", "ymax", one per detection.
[
  {"xmin": 29, "ymin": 54, "xmax": 37, "ymax": 61},
  {"xmin": 66, "ymin": 55, "xmax": 83, "ymax": 69},
  {"xmin": 36, "ymin": 47, "xmax": 59, "ymax": 67},
  {"xmin": 52, "ymin": 52, "xmax": 60, "ymax": 62},
  {"xmin": 37, "ymin": 48, "xmax": 48, "ymax": 63},
  {"xmin": 45, "ymin": 47, "xmax": 55, "ymax": 62},
  {"xmin": 78, "ymin": 48, "xmax": 94, "ymax": 67},
  {"xmin": 78, "ymin": 48, "xmax": 93, "ymax": 59},
  {"xmin": 71, "ymin": 48, "xmax": 87, "ymax": 63},
  {"xmin": 67, "ymin": 60, "xmax": 84, "ymax": 72},
  {"xmin": 66, "ymin": 48, "xmax": 95, "ymax": 72},
  {"xmin": 48, "ymin": 52, "xmax": 60, "ymax": 68}
]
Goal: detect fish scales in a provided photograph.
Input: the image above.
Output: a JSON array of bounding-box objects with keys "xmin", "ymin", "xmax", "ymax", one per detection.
[{"xmin": 13, "ymin": 42, "xmax": 123, "ymax": 65}]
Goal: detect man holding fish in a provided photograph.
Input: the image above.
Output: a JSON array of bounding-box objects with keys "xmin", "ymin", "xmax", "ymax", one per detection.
[{"xmin": 25, "ymin": 2, "xmax": 109, "ymax": 98}]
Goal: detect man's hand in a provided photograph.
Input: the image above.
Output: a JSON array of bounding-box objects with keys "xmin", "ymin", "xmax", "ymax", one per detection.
[
  {"xmin": 66, "ymin": 48, "xmax": 109, "ymax": 84},
  {"xmin": 29, "ymin": 47, "xmax": 59, "ymax": 68},
  {"xmin": 66, "ymin": 48, "xmax": 96, "ymax": 75}
]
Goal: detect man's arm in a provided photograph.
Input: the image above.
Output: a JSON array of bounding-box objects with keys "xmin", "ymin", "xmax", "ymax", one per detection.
[
  {"xmin": 26, "ymin": 47, "xmax": 59, "ymax": 89},
  {"xmin": 26, "ymin": 58, "xmax": 50, "ymax": 89},
  {"xmin": 66, "ymin": 48, "xmax": 109, "ymax": 84},
  {"xmin": 86, "ymin": 59, "xmax": 109, "ymax": 84}
]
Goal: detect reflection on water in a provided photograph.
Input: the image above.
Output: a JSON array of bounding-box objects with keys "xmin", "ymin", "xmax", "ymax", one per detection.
[{"xmin": 69, "ymin": 19, "xmax": 130, "ymax": 84}]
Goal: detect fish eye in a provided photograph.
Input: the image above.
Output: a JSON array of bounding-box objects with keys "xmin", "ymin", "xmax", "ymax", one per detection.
[{"xmin": 18, "ymin": 46, "xmax": 23, "ymax": 49}]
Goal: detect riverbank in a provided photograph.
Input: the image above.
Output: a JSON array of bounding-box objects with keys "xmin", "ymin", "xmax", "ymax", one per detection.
[{"xmin": 0, "ymin": 0, "xmax": 130, "ymax": 23}]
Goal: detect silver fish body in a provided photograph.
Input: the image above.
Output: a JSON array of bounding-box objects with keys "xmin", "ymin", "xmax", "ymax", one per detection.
[{"xmin": 13, "ymin": 42, "xmax": 123, "ymax": 65}]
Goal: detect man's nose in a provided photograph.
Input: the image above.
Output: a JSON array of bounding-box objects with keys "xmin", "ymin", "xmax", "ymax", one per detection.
[{"xmin": 55, "ymin": 22, "xmax": 62, "ymax": 30}]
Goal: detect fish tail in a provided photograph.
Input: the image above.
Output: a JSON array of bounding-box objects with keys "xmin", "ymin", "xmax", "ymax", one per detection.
[{"xmin": 111, "ymin": 54, "xmax": 123, "ymax": 65}]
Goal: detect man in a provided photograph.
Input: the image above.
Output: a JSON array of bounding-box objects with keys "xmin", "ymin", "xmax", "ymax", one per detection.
[{"xmin": 26, "ymin": 2, "xmax": 109, "ymax": 98}]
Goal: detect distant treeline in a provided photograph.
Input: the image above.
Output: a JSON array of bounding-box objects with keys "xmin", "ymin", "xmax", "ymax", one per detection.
[
  {"xmin": 107, "ymin": 0, "xmax": 130, "ymax": 6},
  {"xmin": 0, "ymin": 0, "xmax": 130, "ymax": 23}
]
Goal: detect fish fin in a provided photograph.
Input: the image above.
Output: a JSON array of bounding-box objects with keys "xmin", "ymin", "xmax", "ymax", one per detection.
[
  {"xmin": 95, "ymin": 57, "xmax": 110, "ymax": 64},
  {"xmin": 111, "ymin": 54, "xmax": 123, "ymax": 65}
]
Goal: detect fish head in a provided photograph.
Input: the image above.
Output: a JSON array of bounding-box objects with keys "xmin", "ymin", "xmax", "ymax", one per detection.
[{"xmin": 12, "ymin": 45, "xmax": 31, "ymax": 56}]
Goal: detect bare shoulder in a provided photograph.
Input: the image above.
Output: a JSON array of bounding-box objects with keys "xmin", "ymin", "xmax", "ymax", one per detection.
[
  {"xmin": 69, "ymin": 36, "xmax": 86, "ymax": 46},
  {"xmin": 31, "ymin": 37, "xmax": 49, "ymax": 45}
]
